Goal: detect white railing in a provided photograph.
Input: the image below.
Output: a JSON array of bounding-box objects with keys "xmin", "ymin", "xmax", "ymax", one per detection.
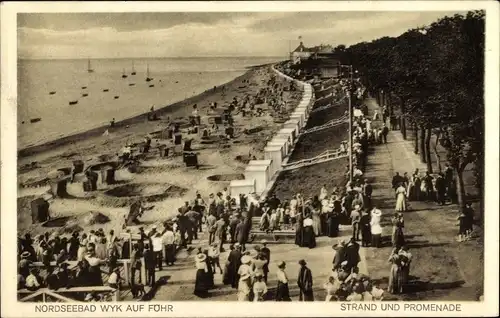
[
  {"xmin": 310, "ymin": 96, "xmax": 348, "ymax": 114},
  {"xmin": 301, "ymin": 114, "xmax": 348, "ymax": 135},
  {"xmin": 281, "ymin": 148, "xmax": 348, "ymax": 171}
]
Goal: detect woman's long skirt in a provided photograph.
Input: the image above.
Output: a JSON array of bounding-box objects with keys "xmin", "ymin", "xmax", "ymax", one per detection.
[
  {"xmin": 165, "ymin": 244, "xmax": 176, "ymax": 264},
  {"xmin": 312, "ymin": 214, "xmax": 321, "ymax": 236},
  {"xmin": 275, "ymin": 282, "xmax": 291, "ymax": 301},
  {"xmin": 395, "ymin": 193, "xmax": 406, "ymax": 211},
  {"xmin": 302, "ymin": 226, "xmax": 317, "ymax": 249},
  {"xmin": 295, "ymin": 226, "xmax": 303, "ymax": 247},
  {"xmin": 401, "ymin": 264, "xmax": 410, "ymax": 290},
  {"xmin": 371, "ymin": 234, "xmax": 382, "ymax": 248},
  {"xmin": 388, "ymin": 264, "xmax": 403, "ymax": 294},
  {"xmin": 327, "ymin": 215, "xmax": 339, "ymax": 237},
  {"xmin": 223, "ymin": 262, "xmax": 232, "ymax": 285},
  {"xmin": 194, "ymin": 269, "xmax": 209, "ymax": 298},
  {"xmin": 391, "ymin": 227, "xmax": 405, "ymax": 248}
]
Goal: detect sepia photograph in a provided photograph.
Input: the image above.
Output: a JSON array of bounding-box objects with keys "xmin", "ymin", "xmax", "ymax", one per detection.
[{"xmin": 1, "ymin": 1, "xmax": 499, "ymax": 317}]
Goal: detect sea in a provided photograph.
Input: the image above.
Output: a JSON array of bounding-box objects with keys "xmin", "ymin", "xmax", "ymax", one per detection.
[{"xmin": 17, "ymin": 56, "xmax": 283, "ymax": 149}]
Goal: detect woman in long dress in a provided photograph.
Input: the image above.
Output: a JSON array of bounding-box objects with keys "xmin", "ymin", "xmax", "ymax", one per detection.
[
  {"xmin": 370, "ymin": 208, "xmax": 383, "ymax": 248},
  {"xmin": 387, "ymin": 252, "xmax": 403, "ymax": 294},
  {"xmin": 194, "ymin": 254, "xmax": 210, "ymax": 298},
  {"xmin": 395, "ymin": 183, "xmax": 407, "ymax": 212},
  {"xmin": 252, "ymin": 273, "xmax": 268, "ymax": 301},
  {"xmin": 294, "ymin": 213, "xmax": 304, "ymax": 247},
  {"xmin": 398, "ymin": 246, "xmax": 412, "ymax": 291},
  {"xmin": 311, "ymin": 207, "xmax": 322, "ymax": 236},
  {"xmin": 302, "ymin": 215, "xmax": 316, "ymax": 249},
  {"xmin": 275, "ymin": 261, "xmax": 291, "ymax": 301},
  {"xmin": 237, "ymin": 273, "xmax": 252, "ymax": 301},
  {"xmin": 391, "ymin": 213, "xmax": 405, "ymax": 249}
]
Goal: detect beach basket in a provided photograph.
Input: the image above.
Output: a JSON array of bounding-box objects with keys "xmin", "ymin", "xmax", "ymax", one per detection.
[
  {"xmin": 31, "ymin": 197, "xmax": 50, "ymax": 224},
  {"xmin": 173, "ymin": 133, "xmax": 182, "ymax": 145},
  {"xmin": 72, "ymin": 160, "xmax": 84, "ymax": 174}
]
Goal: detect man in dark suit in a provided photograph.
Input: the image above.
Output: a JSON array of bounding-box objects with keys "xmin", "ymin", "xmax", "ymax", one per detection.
[
  {"xmin": 143, "ymin": 244, "xmax": 156, "ymax": 287},
  {"xmin": 297, "ymin": 259, "xmax": 314, "ymax": 301},
  {"xmin": 235, "ymin": 219, "xmax": 246, "ymax": 252},
  {"xmin": 344, "ymin": 238, "xmax": 361, "ymax": 273},
  {"xmin": 382, "ymin": 124, "xmax": 389, "ymax": 144},
  {"xmin": 435, "ymin": 173, "xmax": 447, "ymax": 205},
  {"xmin": 260, "ymin": 240, "xmax": 271, "ymax": 283},
  {"xmin": 228, "ymin": 244, "xmax": 242, "ymax": 288}
]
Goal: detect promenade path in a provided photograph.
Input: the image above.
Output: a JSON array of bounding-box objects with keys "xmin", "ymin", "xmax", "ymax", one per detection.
[{"xmin": 361, "ymin": 98, "xmax": 482, "ymax": 301}]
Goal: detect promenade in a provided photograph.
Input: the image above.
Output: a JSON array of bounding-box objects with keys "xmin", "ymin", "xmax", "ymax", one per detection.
[{"xmin": 361, "ymin": 98, "xmax": 483, "ymax": 301}]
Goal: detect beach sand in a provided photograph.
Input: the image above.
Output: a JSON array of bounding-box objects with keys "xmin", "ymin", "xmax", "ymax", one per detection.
[{"xmin": 17, "ymin": 65, "xmax": 302, "ymax": 237}]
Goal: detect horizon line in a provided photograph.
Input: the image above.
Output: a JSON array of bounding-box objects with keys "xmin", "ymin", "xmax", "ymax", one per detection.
[{"xmin": 19, "ymin": 55, "xmax": 288, "ymax": 61}]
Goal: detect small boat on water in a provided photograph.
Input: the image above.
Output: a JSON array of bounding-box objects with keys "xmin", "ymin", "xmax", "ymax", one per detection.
[
  {"xmin": 145, "ymin": 64, "xmax": 153, "ymax": 82},
  {"xmin": 129, "ymin": 83, "xmax": 135, "ymax": 86},
  {"xmin": 103, "ymin": 89, "xmax": 109, "ymax": 92},
  {"xmin": 82, "ymin": 86, "xmax": 87, "ymax": 89},
  {"xmin": 49, "ymin": 91, "xmax": 56, "ymax": 95},
  {"xmin": 149, "ymin": 84, "xmax": 155, "ymax": 87},
  {"xmin": 131, "ymin": 61, "xmax": 136, "ymax": 75},
  {"xmin": 114, "ymin": 96, "xmax": 120, "ymax": 99},
  {"xmin": 30, "ymin": 118, "xmax": 41, "ymax": 123},
  {"xmin": 87, "ymin": 58, "xmax": 94, "ymax": 73},
  {"xmin": 82, "ymin": 93, "xmax": 88, "ymax": 97},
  {"xmin": 69, "ymin": 100, "xmax": 78, "ymax": 105},
  {"xmin": 122, "ymin": 69, "xmax": 128, "ymax": 79}
]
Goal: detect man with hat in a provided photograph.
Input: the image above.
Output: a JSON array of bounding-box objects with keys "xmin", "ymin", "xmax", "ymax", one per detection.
[
  {"xmin": 370, "ymin": 207, "xmax": 383, "ymax": 248},
  {"xmin": 275, "ymin": 261, "xmax": 291, "ymax": 301},
  {"xmin": 19, "ymin": 251, "xmax": 32, "ymax": 278},
  {"xmin": 260, "ymin": 240, "xmax": 271, "ymax": 283},
  {"xmin": 350, "ymin": 205, "xmax": 361, "ymax": 241},
  {"xmin": 228, "ymin": 243, "xmax": 242, "ymax": 288},
  {"xmin": 344, "ymin": 237, "xmax": 361, "ymax": 273},
  {"xmin": 297, "ymin": 259, "xmax": 314, "ymax": 301},
  {"xmin": 360, "ymin": 208, "xmax": 372, "ymax": 247},
  {"xmin": 143, "ymin": 244, "xmax": 156, "ymax": 287}
]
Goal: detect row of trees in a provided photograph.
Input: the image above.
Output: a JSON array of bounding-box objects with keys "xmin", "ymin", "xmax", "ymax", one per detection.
[{"xmin": 338, "ymin": 11, "xmax": 485, "ymax": 216}]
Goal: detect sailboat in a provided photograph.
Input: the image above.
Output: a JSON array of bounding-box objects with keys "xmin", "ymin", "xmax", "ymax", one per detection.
[
  {"xmin": 122, "ymin": 68, "xmax": 128, "ymax": 79},
  {"xmin": 131, "ymin": 61, "xmax": 136, "ymax": 75},
  {"xmin": 87, "ymin": 58, "xmax": 94, "ymax": 73},
  {"xmin": 145, "ymin": 64, "xmax": 153, "ymax": 82}
]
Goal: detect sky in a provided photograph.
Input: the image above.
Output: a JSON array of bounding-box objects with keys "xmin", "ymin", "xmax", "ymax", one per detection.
[{"xmin": 18, "ymin": 11, "xmax": 466, "ymax": 59}]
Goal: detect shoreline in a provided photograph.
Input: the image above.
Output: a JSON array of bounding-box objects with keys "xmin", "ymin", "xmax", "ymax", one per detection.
[{"xmin": 18, "ymin": 69, "xmax": 257, "ymax": 158}]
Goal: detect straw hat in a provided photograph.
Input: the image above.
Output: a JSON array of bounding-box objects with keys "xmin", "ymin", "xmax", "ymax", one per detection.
[
  {"xmin": 372, "ymin": 209, "xmax": 382, "ymax": 216},
  {"xmin": 341, "ymin": 261, "xmax": 348, "ymax": 267},
  {"xmin": 260, "ymin": 239, "xmax": 267, "ymax": 245},
  {"xmin": 241, "ymin": 255, "xmax": 252, "ymax": 264},
  {"xmin": 195, "ymin": 253, "xmax": 207, "ymax": 263},
  {"xmin": 234, "ymin": 243, "xmax": 241, "ymax": 248},
  {"xmin": 21, "ymin": 251, "xmax": 31, "ymax": 259},
  {"xmin": 239, "ymin": 273, "xmax": 251, "ymax": 280},
  {"xmin": 354, "ymin": 205, "xmax": 361, "ymax": 210},
  {"xmin": 277, "ymin": 261, "xmax": 286, "ymax": 269}
]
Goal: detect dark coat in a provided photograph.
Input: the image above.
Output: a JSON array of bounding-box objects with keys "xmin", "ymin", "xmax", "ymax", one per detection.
[
  {"xmin": 143, "ymin": 249, "xmax": 156, "ymax": 270},
  {"xmin": 297, "ymin": 266, "xmax": 314, "ymax": 301},
  {"xmin": 344, "ymin": 243, "xmax": 361, "ymax": 270},
  {"xmin": 235, "ymin": 222, "xmax": 246, "ymax": 244}
]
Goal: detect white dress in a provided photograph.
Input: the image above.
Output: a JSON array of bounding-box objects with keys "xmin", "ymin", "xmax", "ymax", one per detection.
[{"xmin": 395, "ymin": 186, "xmax": 407, "ymax": 211}]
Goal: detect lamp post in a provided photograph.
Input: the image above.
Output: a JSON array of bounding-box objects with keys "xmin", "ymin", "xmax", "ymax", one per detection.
[{"xmin": 339, "ymin": 64, "xmax": 354, "ymax": 183}]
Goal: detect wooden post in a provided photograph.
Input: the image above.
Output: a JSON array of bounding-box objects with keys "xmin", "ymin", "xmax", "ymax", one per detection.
[
  {"xmin": 140, "ymin": 258, "xmax": 146, "ymax": 284},
  {"xmin": 42, "ymin": 292, "xmax": 46, "ymax": 302},
  {"xmin": 113, "ymin": 288, "xmax": 119, "ymax": 301},
  {"xmin": 123, "ymin": 261, "xmax": 129, "ymax": 285}
]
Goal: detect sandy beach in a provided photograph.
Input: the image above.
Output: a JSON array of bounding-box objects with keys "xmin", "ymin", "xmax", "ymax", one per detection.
[{"xmin": 17, "ymin": 64, "xmax": 301, "ymax": 238}]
